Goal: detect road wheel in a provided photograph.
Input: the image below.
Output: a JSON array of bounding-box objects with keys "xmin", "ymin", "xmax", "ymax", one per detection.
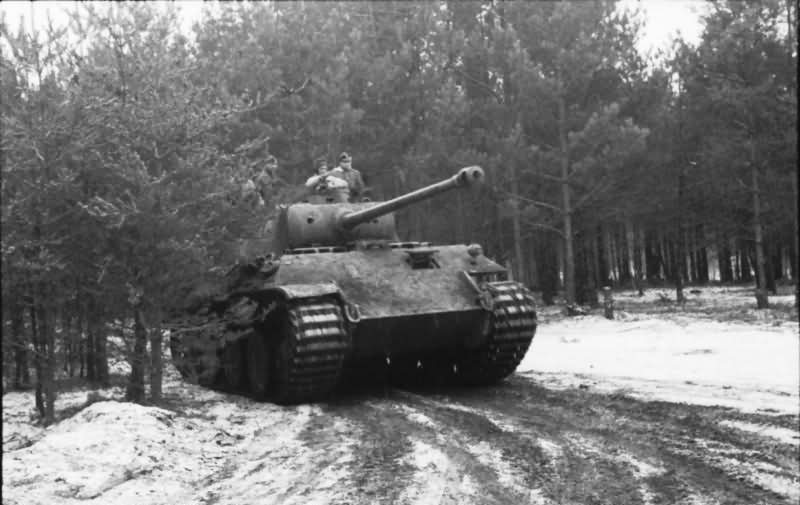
[
  {"xmin": 221, "ymin": 340, "xmax": 246, "ymax": 392},
  {"xmin": 171, "ymin": 334, "xmax": 220, "ymax": 387},
  {"xmin": 246, "ymin": 331, "xmax": 270, "ymax": 399}
]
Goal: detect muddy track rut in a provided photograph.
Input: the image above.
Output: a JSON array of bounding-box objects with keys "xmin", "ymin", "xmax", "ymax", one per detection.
[{"xmin": 170, "ymin": 374, "xmax": 798, "ymax": 505}]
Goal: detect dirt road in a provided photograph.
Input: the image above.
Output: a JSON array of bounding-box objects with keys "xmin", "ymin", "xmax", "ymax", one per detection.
[
  {"xmin": 143, "ymin": 371, "xmax": 796, "ymax": 505},
  {"xmin": 3, "ymin": 371, "xmax": 798, "ymax": 505}
]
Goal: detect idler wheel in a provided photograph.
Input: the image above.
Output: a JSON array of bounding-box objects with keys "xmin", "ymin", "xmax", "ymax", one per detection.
[{"xmin": 246, "ymin": 331, "xmax": 271, "ymax": 398}]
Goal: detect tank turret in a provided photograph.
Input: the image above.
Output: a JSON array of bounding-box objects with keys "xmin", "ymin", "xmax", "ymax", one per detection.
[{"xmin": 276, "ymin": 166, "xmax": 485, "ymax": 251}]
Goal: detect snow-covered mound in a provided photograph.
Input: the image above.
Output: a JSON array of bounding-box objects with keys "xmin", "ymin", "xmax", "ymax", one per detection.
[{"xmin": 1, "ymin": 396, "xmax": 332, "ymax": 505}]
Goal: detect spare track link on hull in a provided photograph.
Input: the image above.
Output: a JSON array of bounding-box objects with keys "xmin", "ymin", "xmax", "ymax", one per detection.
[
  {"xmin": 274, "ymin": 298, "xmax": 350, "ymax": 404},
  {"xmin": 459, "ymin": 281, "xmax": 537, "ymax": 384}
]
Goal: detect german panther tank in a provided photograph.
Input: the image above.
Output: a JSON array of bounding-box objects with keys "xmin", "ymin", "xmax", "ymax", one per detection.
[{"xmin": 169, "ymin": 166, "xmax": 537, "ymax": 404}]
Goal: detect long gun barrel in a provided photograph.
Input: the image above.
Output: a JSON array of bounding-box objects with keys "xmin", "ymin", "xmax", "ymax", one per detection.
[{"xmin": 338, "ymin": 166, "xmax": 485, "ymax": 230}]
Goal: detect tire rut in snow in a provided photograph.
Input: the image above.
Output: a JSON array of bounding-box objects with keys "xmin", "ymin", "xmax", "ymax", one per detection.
[
  {"xmin": 390, "ymin": 391, "xmax": 553, "ymax": 504},
  {"xmin": 412, "ymin": 375, "xmax": 798, "ymax": 505},
  {"xmin": 321, "ymin": 399, "xmax": 417, "ymax": 504}
]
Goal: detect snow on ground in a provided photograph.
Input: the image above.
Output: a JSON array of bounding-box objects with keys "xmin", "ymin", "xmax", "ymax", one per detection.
[
  {"xmin": 2, "ymin": 285, "xmax": 797, "ymax": 505},
  {"xmin": 719, "ymin": 419, "xmax": 800, "ymax": 445},
  {"xmin": 674, "ymin": 436, "xmax": 800, "ymax": 501},
  {"xmin": 519, "ymin": 313, "xmax": 799, "ymax": 414},
  {"xmin": 1, "ymin": 378, "xmax": 352, "ymax": 505},
  {"xmin": 398, "ymin": 440, "xmax": 458, "ymax": 504}
]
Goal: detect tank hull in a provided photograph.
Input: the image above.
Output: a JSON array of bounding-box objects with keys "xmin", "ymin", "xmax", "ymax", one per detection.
[{"xmin": 276, "ymin": 244, "xmax": 506, "ymax": 318}]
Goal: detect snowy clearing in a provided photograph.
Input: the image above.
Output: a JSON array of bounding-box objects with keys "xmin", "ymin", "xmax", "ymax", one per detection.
[{"xmin": 518, "ymin": 314, "xmax": 799, "ymax": 414}]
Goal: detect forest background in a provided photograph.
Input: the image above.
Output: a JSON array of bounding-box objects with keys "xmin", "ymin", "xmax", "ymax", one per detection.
[{"xmin": 1, "ymin": 0, "xmax": 797, "ymax": 423}]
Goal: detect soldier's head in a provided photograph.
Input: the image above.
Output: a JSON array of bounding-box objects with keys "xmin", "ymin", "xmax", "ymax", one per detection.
[
  {"xmin": 265, "ymin": 154, "xmax": 278, "ymax": 174},
  {"xmin": 314, "ymin": 156, "xmax": 328, "ymax": 174},
  {"xmin": 338, "ymin": 152, "xmax": 352, "ymax": 169}
]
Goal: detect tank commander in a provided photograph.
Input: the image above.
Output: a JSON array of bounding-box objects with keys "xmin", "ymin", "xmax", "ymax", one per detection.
[
  {"xmin": 304, "ymin": 156, "xmax": 349, "ymax": 202},
  {"xmin": 329, "ymin": 152, "xmax": 365, "ymax": 201}
]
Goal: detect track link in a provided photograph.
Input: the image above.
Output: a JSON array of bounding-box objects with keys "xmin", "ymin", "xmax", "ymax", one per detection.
[
  {"xmin": 273, "ymin": 298, "xmax": 350, "ymax": 404},
  {"xmin": 458, "ymin": 281, "xmax": 537, "ymax": 385}
]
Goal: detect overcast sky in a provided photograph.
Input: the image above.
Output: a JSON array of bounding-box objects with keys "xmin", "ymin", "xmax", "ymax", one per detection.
[{"xmin": 0, "ymin": 0, "xmax": 707, "ymax": 58}]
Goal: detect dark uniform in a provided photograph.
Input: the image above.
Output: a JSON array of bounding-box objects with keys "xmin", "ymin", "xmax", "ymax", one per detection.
[
  {"xmin": 305, "ymin": 156, "xmax": 349, "ymax": 202},
  {"xmin": 255, "ymin": 154, "xmax": 278, "ymax": 202},
  {"xmin": 330, "ymin": 152, "xmax": 365, "ymax": 201}
]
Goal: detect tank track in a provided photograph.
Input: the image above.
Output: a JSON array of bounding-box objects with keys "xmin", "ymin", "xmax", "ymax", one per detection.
[
  {"xmin": 273, "ymin": 298, "xmax": 350, "ymax": 404},
  {"xmin": 457, "ymin": 281, "xmax": 537, "ymax": 385}
]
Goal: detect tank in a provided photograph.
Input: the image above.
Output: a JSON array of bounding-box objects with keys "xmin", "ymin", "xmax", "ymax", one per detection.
[{"xmin": 168, "ymin": 166, "xmax": 537, "ymax": 404}]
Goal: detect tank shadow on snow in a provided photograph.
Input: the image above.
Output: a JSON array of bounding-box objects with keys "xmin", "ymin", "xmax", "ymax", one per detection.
[{"xmin": 167, "ymin": 166, "xmax": 538, "ymax": 404}]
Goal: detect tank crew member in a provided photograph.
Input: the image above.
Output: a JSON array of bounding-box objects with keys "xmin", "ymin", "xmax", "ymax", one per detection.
[
  {"xmin": 254, "ymin": 154, "xmax": 278, "ymax": 202},
  {"xmin": 242, "ymin": 179, "xmax": 263, "ymax": 207},
  {"xmin": 305, "ymin": 156, "xmax": 349, "ymax": 202},
  {"xmin": 330, "ymin": 152, "xmax": 365, "ymax": 201}
]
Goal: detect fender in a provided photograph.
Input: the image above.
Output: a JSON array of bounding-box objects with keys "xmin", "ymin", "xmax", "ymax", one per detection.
[
  {"xmin": 273, "ymin": 283, "xmax": 360, "ymax": 324},
  {"xmin": 274, "ymin": 282, "xmax": 342, "ymax": 300}
]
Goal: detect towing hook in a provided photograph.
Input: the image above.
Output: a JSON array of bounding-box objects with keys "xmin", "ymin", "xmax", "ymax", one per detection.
[
  {"xmin": 344, "ymin": 302, "xmax": 361, "ymax": 323},
  {"xmin": 478, "ymin": 290, "xmax": 494, "ymax": 312}
]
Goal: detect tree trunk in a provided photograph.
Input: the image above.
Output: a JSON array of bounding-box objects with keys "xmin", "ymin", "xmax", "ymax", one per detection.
[
  {"xmin": 610, "ymin": 227, "xmax": 621, "ymax": 286},
  {"xmin": 149, "ymin": 317, "xmax": 163, "ymax": 402},
  {"xmin": 638, "ymin": 226, "xmax": 647, "ymax": 286},
  {"xmin": 127, "ymin": 304, "xmax": 148, "ymax": 403},
  {"xmin": 35, "ymin": 299, "xmax": 56, "ymax": 425},
  {"xmin": 604, "ymin": 226, "xmax": 615, "ymax": 286},
  {"xmin": 43, "ymin": 306, "xmax": 56, "ymax": 424},
  {"xmin": 77, "ymin": 303, "xmax": 86, "ymax": 378},
  {"xmin": 750, "ymin": 147, "xmax": 769, "ymax": 309},
  {"xmin": 660, "ymin": 231, "xmax": 671, "ymax": 282},
  {"xmin": 557, "ymin": 96, "xmax": 575, "ymax": 305},
  {"xmin": 765, "ymin": 241, "xmax": 778, "ymax": 295},
  {"xmin": 697, "ymin": 225, "xmax": 709, "ymax": 284},
  {"xmin": 526, "ymin": 235, "xmax": 539, "ymax": 290},
  {"xmin": 719, "ymin": 234, "xmax": 732, "ymax": 282},
  {"xmin": 85, "ymin": 298, "xmax": 97, "ymax": 382},
  {"xmin": 30, "ymin": 301, "xmax": 45, "ymax": 419},
  {"xmin": 740, "ymin": 245, "xmax": 753, "ymax": 282},
  {"xmin": 686, "ymin": 228, "xmax": 696, "ymax": 285},
  {"xmin": 509, "ymin": 161, "xmax": 526, "ymax": 286},
  {"xmin": 577, "ymin": 235, "xmax": 598, "ymax": 307},
  {"xmin": 675, "ymin": 162, "xmax": 686, "ymax": 303},
  {"xmin": 592, "ymin": 230, "xmax": 602, "ymax": 290},
  {"xmin": 733, "ymin": 242, "xmax": 741, "ymax": 282},
  {"xmin": 87, "ymin": 299, "xmax": 109, "ymax": 386},
  {"xmin": 540, "ymin": 241, "xmax": 558, "ymax": 306},
  {"xmin": 794, "ymin": 169, "xmax": 799, "ymax": 307},
  {"xmin": 617, "ymin": 225, "xmax": 630, "ymax": 286},
  {"xmin": 11, "ymin": 297, "xmax": 30, "ymax": 389},
  {"xmin": 625, "ymin": 218, "xmax": 638, "ymax": 292}
]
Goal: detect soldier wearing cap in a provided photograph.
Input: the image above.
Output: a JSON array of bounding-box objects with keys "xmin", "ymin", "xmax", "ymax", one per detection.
[
  {"xmin": 330, "ymin": 152, "xmax": 365, "ymax": 201},
  {"xmin": 305, "ymin": 156, "xmax": 349, "ymax": 202}
]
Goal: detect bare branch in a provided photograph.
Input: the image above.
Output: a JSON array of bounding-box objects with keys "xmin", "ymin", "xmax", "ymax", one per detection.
[
  {"xmin": 504, "ymin": 191, "xmax": 564, "ymax": 214},
  {"xmin": 572, "ymin": 176, "xmax": 614, "ymax": 212},
  {"xmin": 454, "ymin": 69, "xmax": 504, "ymax": 104},
  {"xmin": 522, "ymin": 222, "xmax": 565, "ymax": 238},
  {"xmin": 527, "ymin": 171, "xmax": 563, "ymax": 183}
]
